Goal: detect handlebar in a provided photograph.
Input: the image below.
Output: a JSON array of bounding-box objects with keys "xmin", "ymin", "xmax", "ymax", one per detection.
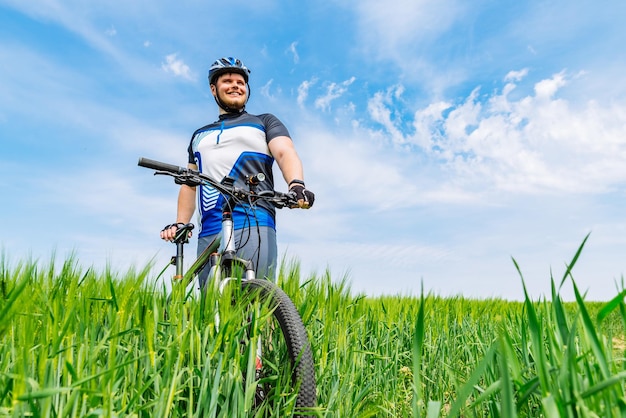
[
  {"xmin": 138, "ymin": 157, "xmax": 298, "ymax": 209},
  {"xmin": 138, "ymin": 157, "xmax": 188, "ymax": 174}
]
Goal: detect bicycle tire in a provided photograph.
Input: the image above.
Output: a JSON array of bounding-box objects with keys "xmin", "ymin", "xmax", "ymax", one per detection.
[{"xmin": 241, "ymin": 279, "xmax": 317, "ymax": 417}]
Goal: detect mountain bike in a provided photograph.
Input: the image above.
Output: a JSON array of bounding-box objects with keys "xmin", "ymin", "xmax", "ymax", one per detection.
[{"xmin": 138, "ymin": 157, "xmax": 317, "ymax": 417}]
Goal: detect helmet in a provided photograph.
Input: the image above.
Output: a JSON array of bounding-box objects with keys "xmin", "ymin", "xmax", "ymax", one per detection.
[{"xmin": 208, "ymin": 57, "xmax": 251, "ymax": 85}]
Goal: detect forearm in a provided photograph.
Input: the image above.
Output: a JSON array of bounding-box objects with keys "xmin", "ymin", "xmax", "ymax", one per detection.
[
  {"xmin": 160, "ymin": 184, "xmax": 196, "ymax": 241},
  {"xmin": 278, "ymin": 155, "xmax": 304, "ymax": 185},
  {"xmin": 269, "ymin": 135, "xmax": 313, "ymax": 208},
  {"xmin": 176, "ymin": 185, "xmax": 196, "ymax": 223}
]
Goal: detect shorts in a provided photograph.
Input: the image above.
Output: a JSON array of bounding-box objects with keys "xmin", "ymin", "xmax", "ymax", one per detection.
[{"xmin": 196, "ymin": 226, "xmax": 277, "ymax": 288}]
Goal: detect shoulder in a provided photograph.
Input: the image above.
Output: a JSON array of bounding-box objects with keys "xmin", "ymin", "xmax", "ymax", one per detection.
[
  {"xmin": 250, "ymin": 113, "xmax": 288, "ymax": 131},
  {"xmin": 254, "ymin": 113, "xmax": 283, "ymax": 124},
  {"xmin": 242, "ymin": 113, "xmax": 289, "ymax": 135},
  {"xmin": 191, "ymin": 121, "xmax": 220, "ymax": 137},
  {"xmin": 253, "ymin": 113, "xmax": 290, "ymax": 140}
]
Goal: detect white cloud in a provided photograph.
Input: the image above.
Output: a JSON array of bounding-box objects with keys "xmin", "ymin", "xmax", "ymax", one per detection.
[
  {"xmin": 505, "ymin": 68, "xmax": 529, "ymax": 82},
  {"xmin": 367, "ymin": 87, "xmax": 406, "ymax": 146},
  {"xmin": 261, "ymin": 79, "xmax": 282, "ymax": 100},
  {"xmin": 314, "ymin": 77, "xmax": 356, "ymax": 111},
  {"xmin": 287, "ymin": 41, "xmax": 299, "ymax": 64},
  {"xmin": 297, "ymin": 78, "xmax": 316, "ymax": 107},
  {"xmin": 261, "ymin": 79, "xmax": 273, "ymax": 97},
  {"xmin": 367, "ymin": 70, "xmax": 626, "ymax": 195},
  {"xmin": 534, "ymin": 70, "xmax": 567, "ymax": 100},
  {"xmin": 293, "ymin": 124, "xmax": 427, "ymax": 210},
  {"xmin": 413, "ymin": 100, "xmax": 452, "ymax": 149},
  {"xmin": 161, "ymin": 53, "xmax": 194, "ymax": 81}
]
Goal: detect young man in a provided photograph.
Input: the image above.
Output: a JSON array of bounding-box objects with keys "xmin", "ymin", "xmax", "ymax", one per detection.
[{"xmin": 161, "ymin": 57, "xmax": 314, "ymax": 286}]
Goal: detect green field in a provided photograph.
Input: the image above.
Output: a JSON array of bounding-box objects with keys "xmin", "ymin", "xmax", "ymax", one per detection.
[{"xmin": 2, "ymin": 242, "xmax": 626, "ymax": 417}]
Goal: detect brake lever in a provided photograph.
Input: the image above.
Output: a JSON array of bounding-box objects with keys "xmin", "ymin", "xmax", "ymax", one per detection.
[
  {"xmin": 153, "ymin": 170, "xmax": 202, "ymax": 187},
  {"xmin": 154, "ymin": 170, "xmax": 174, "ymax": 177},
  {"xmin": 268, "ymin": 191, "xmax": 299, "ymax": 209},
  {"xmin": 174, "ymin": 176, "xmax": 202, "ymax": 187}
]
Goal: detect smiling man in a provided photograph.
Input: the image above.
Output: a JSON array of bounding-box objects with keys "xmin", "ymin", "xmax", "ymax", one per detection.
[{"xmin": 160, "ymin": 57, "xmax": 315, "ymax": 287}]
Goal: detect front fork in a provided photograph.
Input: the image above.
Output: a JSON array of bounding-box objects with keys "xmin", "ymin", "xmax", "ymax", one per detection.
[
  {"xmin": 212, "ymin": 214, "xmax": 262, "ymax": 375},
  {"xmin": 210, "ymin": 254, "xmax": 264, "ymax": 376},
  {"xmin": 218, "ymin": 212, "xmax": 256, "ymax": 283}
]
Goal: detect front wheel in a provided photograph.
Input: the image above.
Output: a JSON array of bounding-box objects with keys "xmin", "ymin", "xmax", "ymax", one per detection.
[{"xmin": 241, "ymin": 279, "xmax": 317, "ymax": 417}]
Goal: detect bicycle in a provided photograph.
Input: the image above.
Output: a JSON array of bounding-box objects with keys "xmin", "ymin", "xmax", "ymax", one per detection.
[{"xmin": 138, "ymin": 157, "xmax": 317, "ymax": 417}]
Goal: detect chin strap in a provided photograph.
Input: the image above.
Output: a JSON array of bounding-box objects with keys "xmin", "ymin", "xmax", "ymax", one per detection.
[{"xmin": 214, "ymin": 95, "xmax": 245, "ymax": 114}]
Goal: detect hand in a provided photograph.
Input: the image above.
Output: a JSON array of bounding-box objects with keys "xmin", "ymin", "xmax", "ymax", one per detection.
[
  {"xmin": 289, "ymin": 184, "xmax": 315, "ymax": 209},
  {"xmin": 160, "ymin": 223, "xmax": 191, "ymax": 242}
]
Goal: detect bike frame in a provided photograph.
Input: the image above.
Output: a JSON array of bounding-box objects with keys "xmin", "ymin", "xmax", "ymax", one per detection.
[
  {"xmin": 173, "ymin": 212, "xmax": 259, "ymax": 289},
  {"xmin": 162, "ymin": 170, "xmax": 287, "ymax": 291}
]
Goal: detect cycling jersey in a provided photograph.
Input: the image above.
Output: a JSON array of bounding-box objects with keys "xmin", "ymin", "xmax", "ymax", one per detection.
[{"xmin": 187, "ymin": 111, "xmax": 290, "ymax": 237}]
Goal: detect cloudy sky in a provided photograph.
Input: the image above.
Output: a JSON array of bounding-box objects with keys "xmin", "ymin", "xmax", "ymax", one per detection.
[{"xmin": 2, "ymin": 0, "xmax": 625, "ymax": 301}]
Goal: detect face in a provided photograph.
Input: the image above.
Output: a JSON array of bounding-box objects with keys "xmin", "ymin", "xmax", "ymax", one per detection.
[{"xmin": 211, "ymin": 72, "xmax": 248, "ymax": 111}]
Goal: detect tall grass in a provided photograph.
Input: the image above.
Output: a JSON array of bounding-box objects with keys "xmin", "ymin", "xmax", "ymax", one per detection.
[{"xmin": 1, "ymin": 238, "xmax": 625, "ymax": 417}]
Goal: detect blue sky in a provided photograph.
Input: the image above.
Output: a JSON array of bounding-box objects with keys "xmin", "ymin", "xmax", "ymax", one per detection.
[{"xmin": 2, "ymin": 0, "xmax": 626, "ymax": 301}]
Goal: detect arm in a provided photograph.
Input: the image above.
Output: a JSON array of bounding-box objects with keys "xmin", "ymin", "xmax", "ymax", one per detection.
[
  {"xmin": 269, "ymin": 136, "xmax": 314, "ymax": 208},
  {"xmin": 161, "ymin": 163, "xmax": 198, "ymax": 241},
  {"xmin": 269, "ymin": 135, "xmax": 305, "ymax": 185}
]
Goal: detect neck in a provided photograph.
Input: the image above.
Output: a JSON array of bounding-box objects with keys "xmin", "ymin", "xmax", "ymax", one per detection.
[
  {"xmin": 218, "ymin": 109, "xmax": 245, "ymax": 119},
  {"xmin": 219, "ymin": 107, "xmax": 243, "ymax": 115}
]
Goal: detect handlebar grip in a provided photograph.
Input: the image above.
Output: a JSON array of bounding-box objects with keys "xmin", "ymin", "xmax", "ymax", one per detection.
[{"xmin": 138, "ymin": 157, "xmax": 185, "ymax": 174}]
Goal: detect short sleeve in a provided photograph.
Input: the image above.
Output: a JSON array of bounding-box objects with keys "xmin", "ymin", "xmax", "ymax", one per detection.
[
  {"xmin": 187, "ymin": 139, "xmax": 195, "ymax": 164},
  {"xmin": 259, "ymin": 113, "xmax": 290, "ymax": 142}
]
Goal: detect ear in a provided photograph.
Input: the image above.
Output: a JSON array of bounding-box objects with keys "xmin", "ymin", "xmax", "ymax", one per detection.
[{"xmin": 210, "ymin": 84, "xmax": 217, "ymax": 96}]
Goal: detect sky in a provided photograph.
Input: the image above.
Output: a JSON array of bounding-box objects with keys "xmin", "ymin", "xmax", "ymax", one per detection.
[{"xmin": 1, "ymin": 0, "xmax": 626, "ymax": 301}]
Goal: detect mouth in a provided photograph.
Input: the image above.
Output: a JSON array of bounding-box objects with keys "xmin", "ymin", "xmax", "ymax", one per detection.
[
  {"xmin": 218, "ymin": 90, "xmax": 245, "ymax": 106},
  {"xmin": 225, "ymin": 93, "xmax": 244, "ymax": 100}
]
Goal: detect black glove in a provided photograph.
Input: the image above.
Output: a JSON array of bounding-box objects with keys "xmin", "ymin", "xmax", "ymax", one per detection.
[
  {"xmin": 161, "ymin": 222, "xmax": 186, "ymax": 232},
  {"xmin": 161, "ymin": 222, "xmax": 194, "ymax": 243},
  {"xmin": 289, "ymin": 183, "xmax": 315, "ymax": 208}
]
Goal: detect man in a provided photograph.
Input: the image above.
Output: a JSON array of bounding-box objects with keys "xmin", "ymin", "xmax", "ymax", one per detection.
[{"xmin": 161, "ymin": 57, "xmax": 314, "ymax": 286}]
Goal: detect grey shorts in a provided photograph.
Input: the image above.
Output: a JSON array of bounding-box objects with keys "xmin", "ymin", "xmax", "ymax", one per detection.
[{"xmin": 196, "ymin": 226, "xmax": 277, "ymax": 288}]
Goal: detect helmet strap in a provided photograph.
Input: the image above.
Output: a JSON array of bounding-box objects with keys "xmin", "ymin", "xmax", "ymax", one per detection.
[{"xmin": 214, "ymin": 95, "xmax": 243, "ymax": 113}]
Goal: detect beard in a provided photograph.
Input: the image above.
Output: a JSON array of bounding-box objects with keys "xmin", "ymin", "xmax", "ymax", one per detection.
[{"xmin": 217, "ymin": 91, "xmax": 247, "ymax": 111}]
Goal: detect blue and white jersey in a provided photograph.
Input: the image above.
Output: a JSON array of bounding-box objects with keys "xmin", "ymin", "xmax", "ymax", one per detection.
[{"xmin": 187, "ymin": 111, "xmax": 290, "ymax": 237}]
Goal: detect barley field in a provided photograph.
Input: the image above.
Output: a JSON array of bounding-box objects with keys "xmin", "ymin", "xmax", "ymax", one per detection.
[{"xmin": 1, "ymin": 240, "xmax": 625, "ymax": 417}]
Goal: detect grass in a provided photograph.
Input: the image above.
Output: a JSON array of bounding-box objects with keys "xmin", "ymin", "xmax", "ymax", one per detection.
[{"xmin": 1, "ymin": 237, "xmax": 626, "ymax": 417}]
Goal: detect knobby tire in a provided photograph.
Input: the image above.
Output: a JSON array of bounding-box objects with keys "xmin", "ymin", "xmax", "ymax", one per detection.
[{"xmin": 242, "ymin": 279, "xmax": 317, "ymax": 417}]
